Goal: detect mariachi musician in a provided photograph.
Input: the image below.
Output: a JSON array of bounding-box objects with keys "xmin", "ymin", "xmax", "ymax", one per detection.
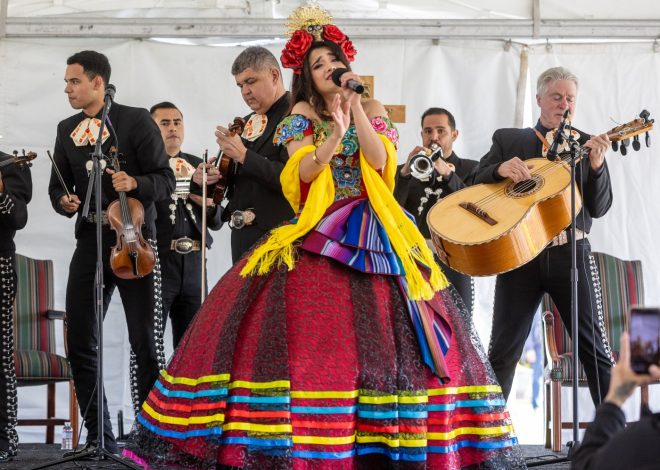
[
  {"xmin": 193, "ymin": 46, "xmax": 294, "ymax": 263},
  {"xmin": 0, "ymin": 150, "xmax": 32, "ymax": 462},
  {"xmin": 394, "ymin": 107, "xmax": 478, "ymax": 314},
  {"xmin": 47, "ymin": 50, "xmax": 174, "ymax": 454},
  {"xmin": 150, "ymin": 101, "xmax": 222, "ymax": 349},
  {"xmin": 473, "ymin": 66, "xmax": 613, "ymax": 406}
]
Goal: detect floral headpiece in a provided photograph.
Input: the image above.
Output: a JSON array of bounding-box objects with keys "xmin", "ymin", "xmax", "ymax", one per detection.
[{"xmin": 281, "ymin": 1, "xmax": 357, "ymax": 74}]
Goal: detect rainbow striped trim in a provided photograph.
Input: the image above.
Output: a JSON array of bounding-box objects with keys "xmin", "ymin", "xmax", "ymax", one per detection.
[{"xmin": 137, "ymin": 373, "xmax": 518, "ymax": 461}]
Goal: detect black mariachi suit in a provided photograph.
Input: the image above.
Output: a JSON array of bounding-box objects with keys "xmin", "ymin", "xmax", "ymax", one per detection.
[
  {"xmin": 221, "ymin": 92, "xmax": 295, "ymax": 262},
  {"xmin": 474, "ymin": 121, "xmax": 613, "ymax": 404},
  {"xmin": 394, "ymin": 152, "xmax": 478, "ymax": 314},
  {"xmin": 0, "ymin": 152, "xmax": 32, "ymax": 458},
  {"xmin": 48, "ymin": 103, "xmax": 175, "ymax": 449},
  {"xmin": 155, "ymin": 152, "xmax": 223, "ymax": 349}
]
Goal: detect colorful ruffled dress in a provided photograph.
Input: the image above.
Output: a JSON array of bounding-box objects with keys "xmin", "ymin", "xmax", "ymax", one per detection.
[{"xmin": 124, "ymin": 115, "xmax": 525, "ymax": 469}]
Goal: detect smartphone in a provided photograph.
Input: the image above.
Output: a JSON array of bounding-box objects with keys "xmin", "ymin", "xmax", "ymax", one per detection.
[{"xmin": 629, "ymin": 306, "xmax": 660, "ymax": 374}]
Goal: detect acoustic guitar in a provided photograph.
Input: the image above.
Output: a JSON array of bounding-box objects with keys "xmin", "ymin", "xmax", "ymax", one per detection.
[{"xmin": 427, "ymin": 113, "xmax": 653, "ymax": 277}]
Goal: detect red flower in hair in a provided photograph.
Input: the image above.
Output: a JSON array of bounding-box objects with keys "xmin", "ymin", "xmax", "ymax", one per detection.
[
  {"xmin": 281, "ymin": 49, "xmax": 304, "ymax": 73},
  {"xmin": 340, "ymin": 39, "xmax": 357, "ymax": 62},
  {"xmin": 322, "ymin": 24, "xmax": 346, "ymax": 44},
  {"xmin": 281, "ymin": 30, "xmax": 313, "ymax": 73}
]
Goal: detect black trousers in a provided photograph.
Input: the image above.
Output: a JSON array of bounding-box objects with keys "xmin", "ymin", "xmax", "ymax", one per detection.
[
  {"xmin": 488, "ymin": 240, "xmax": 612, "ymax": 405},
  {"xmin": 0, "ymin": 254, "xmax": 17, "ymax": 455},
  {"xmin": 66, "ymin": 226, "xmax": 159, "ymax": 447},
  {"xmin": 438, "ymin": 259, "xmax": 473, "ymax": 316},
  {"xmin": 159, "ymin": 249, "xmax": 204, "ymax": 349}
]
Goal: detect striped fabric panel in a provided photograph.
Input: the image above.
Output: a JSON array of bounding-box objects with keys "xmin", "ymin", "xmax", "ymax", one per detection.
[
  {"xmin": 139, "ymin": 373, "xmax": 517, "ymax": 462},
  {"xmin": 15, "ymin": 349, "xmax": 72, "ymax": 380},
  {"xmin": 13, "ymin": 254, "xmax": 56, "ymax": 353},
  {"xmin": 543, "ymin": 252, "xmax": 644, "ymax": 381},
  {"xmin": 302, "ymin": 198, "xmax": 404, "ymax": 275}
]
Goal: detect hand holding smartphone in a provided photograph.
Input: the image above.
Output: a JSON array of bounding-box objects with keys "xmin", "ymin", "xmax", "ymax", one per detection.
[{"xmin": 629, "ymin": 306, "xmax": 660, "ymax": 374}]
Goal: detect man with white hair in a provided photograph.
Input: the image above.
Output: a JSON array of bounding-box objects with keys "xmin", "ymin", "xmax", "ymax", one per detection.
[{"xmin": 474, "ymin": 66, "xmax": 613, "ymax": 406}]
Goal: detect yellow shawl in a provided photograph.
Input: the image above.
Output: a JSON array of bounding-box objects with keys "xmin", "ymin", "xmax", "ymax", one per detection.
[{"xmin": 240, "ymin": 135, "xmax": 447, "ymax": 300}]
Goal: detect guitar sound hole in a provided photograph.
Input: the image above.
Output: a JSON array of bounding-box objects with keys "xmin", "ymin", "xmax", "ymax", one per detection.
[{"xmin": 505, "ymin": 175, "xmax": 545, "ymax": 198}]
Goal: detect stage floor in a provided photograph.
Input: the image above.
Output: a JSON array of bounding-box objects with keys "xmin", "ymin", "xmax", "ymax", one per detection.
[{"xmin": 2, "ymin": 443, "xmax": 570, "ymax": 469}]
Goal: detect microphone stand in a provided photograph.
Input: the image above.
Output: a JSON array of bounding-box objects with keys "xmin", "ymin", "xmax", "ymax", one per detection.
[
  {"xmin": 33, "ymin": 88, "xmax": 141, "ymax": 470},
  {"xmin": 566, "ymin": 127, "xmax": 582, "ymax": 459},
  {"xmin": 528, "ymin": 114, "xmax": 578, "ymax": 468}
]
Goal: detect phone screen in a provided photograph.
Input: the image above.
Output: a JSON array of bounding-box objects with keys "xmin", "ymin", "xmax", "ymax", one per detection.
[{"xmin": 629, "ymin": 306, "xmax": 660, "ymax": 374}]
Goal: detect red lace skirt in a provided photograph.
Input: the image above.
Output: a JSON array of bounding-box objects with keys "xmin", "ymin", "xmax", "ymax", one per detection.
[{"xmin": 124, "ymin": 252, "xmax": 524, "ymax": 469}]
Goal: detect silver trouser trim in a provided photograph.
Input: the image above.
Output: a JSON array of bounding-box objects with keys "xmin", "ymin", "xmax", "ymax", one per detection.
[
  {"xmin": 0, "ymin": 256, "xmax": 17, "ymax": 455},
  {"xmin": 128, "ymin": 239, "xmax": 166, "ymax": 417}
]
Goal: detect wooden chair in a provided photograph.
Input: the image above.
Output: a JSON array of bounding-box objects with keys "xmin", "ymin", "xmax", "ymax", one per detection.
[
  {"xmin": 13, "ymin": 254, "xmax": 78, "ymax": 446},
  {"xmin": 542, "ymin": 251, "xmax": 644, "ymax": 452}
]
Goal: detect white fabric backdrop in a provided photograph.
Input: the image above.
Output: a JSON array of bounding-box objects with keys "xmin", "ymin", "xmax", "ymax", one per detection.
[{"xmin": 0, "ymin": 37, "xmax": 519, "ymax": 442}]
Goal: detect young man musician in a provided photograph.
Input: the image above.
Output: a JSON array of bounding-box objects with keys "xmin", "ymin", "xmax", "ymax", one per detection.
[
  {"xmin": 394, "ymin": 107, "xmax": 478, "ymax": 314},
  {"xmin": 0, "ymin": 150, "xmax": 32, "ymax": 462},
  {"xmin": 474, "ymin": 66, "xmax": 613, "ymax": 405},
  {"xmin": 192, "ymin": 46, "xmax": 294, "ymax": 263},
  {"xmin": 47, "ymin": 50, "xmax": 174, "ymax": 453},
  {"xmin": 151, "ymin": 101, "xmax": 222, "ymax": 349}
]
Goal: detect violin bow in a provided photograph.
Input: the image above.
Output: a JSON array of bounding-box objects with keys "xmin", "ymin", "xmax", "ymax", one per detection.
[
  {"xmin": 47, "ymin": 150, "xmax": 72, "ymax": 201},
  {"xmin": 200, "ymin": 149, "xmax": 208, "ymax": 303}
]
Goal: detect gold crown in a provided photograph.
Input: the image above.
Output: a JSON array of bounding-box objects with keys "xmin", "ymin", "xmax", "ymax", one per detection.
[{"xmin": 286, "ymin": 1, "xmax": 333, "ymax": 41}]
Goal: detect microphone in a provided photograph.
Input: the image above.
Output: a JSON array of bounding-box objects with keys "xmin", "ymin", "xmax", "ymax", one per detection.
[
  {"xmin": 547, "ymin": 109, "xmax": 570, "ymax": 160},
  {"xmin": 331, "ymin": 68, "xmax": 364, "ymax": 94},
  {"xmin": 105, "ymin": 84, "xmax": 116, "ymax": 101}
]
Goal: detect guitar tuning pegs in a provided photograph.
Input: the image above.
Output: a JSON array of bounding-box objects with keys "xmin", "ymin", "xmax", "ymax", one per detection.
[
  {"xmin": 632, "ymin": 135, "xmax": 641, "ymax": 151},
  {"xmin": 620, "ymin": 144, "xmax": 628, "ymax": 156},
  {"xmin": 611, "ymin": 141, "xmax": 619, "ymax": 152},
  {"xmin": 640, "ymin": 109, "xmax": 650, "ymax": 121},
  {"xmin": 646, "ymin": 132, "xmax": 651, "ymax": 147},
  {"xmin": 621, "ymin": 137, "xmax": 630, "ymax": 148}
]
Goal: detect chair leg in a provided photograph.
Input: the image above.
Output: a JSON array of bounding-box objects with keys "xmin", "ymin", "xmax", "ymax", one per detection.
[
  {"xmin": 69, "ymin": 381, "xmax": 79, "ymax": 448},
  {"xmin": 544, "ymin": 381, "xmax": 551, "ymax": 449},
  {"xmin": 46, "ymin": 383, "xmax": 55, "ymax": 444},
  {"xmin": 551, "ymin": 381, "xmax": 562, "ymax": 452},
  {"xmin": 641, "ymin": 384, "xmax": 649, "ymax": 407}
]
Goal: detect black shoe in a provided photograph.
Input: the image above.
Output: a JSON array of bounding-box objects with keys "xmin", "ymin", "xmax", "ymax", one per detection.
[
  {"xmin": 0, "ymin": 450, "xmax": 14, "ymax": 462},
  {"xmin": 63, "ymin": 440, "xmax": 97, "ymax": 458}
]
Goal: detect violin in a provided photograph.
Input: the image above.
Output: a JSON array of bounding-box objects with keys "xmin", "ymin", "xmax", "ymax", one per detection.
[
  {"xmin": 107, "ymin": 149, "xmax": 156, "ymax": 280},
  {"xmin": 2, "ymin": 149, "xmax": 37, "ymax": 169},
  {"xmin": 212, "ymin": 117, "xmax": 246, "ymax": 204}
]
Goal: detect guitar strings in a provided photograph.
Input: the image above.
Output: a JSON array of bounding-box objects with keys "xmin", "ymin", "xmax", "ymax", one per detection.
[{"xmin": 474, "ymin": 150, "xmax": 588, "ymax": 210}]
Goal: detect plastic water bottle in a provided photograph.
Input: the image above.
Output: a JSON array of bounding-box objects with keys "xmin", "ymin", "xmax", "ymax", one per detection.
[{"xmin": 61, "ymin": 422, "xmax": 73, "ymax": 450}]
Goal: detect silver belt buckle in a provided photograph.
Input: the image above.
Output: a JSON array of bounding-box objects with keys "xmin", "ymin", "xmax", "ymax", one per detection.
[
  {"xmin": 173, "ymin": 237, "xmax": 194, "ymax": 254},
  {"xmin": 230, "ymin": 210, "xmax": 247, "ymax": 229}
]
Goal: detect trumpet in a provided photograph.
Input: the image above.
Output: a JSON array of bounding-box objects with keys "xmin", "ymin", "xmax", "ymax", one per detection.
[{"xmin": 409, "ymin": 144, "xmax": 444, "ymax": 181}]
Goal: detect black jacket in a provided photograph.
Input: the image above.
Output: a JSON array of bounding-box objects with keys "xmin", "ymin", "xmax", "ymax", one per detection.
[
  {"xmin": 155, "ymin": 152, "xmax": 223, "ymax": 254},
  {"xmin": 571, "ymin": 402, "xmax": 660, "ymax": 470},
  {"xmin": 473, "ymin": 121, "xmax": 613, "ymax": 233},
  {"xmin": 220, "ymin": 92, "xmax": 295, "ymax": 232},
  {"xmin": 0, "ymin": 151, "xmax": 32, "ymax": 254},
  {"xmin": 394, "ymin": 152, "xmax": 478, "ymax": 238},
  {"xmin": 48, "ymin": 103, "xmax": 175, "ymax": 239}
]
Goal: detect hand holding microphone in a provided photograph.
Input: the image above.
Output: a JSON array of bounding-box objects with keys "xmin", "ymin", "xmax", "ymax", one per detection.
[{"xmin": 331, "ymin": 68, "xmax": 365, "ymax": 94}]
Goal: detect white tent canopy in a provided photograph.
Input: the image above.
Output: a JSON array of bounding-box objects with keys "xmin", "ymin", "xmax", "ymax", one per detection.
[{"xmin": 1, "ymin": 0, "xmax": 659, "ymax": 446}]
